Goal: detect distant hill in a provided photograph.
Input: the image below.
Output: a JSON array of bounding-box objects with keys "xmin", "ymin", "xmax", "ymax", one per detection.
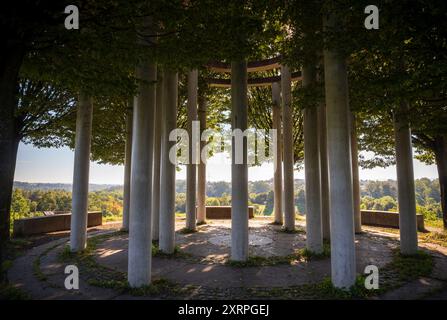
[
  {"xmin": 13, "ymin": 181, "xmax": 122, "ymax": 192},
  {"xmin": 13, "ymin": 178, "xmax": 434, "ymax": 199}
]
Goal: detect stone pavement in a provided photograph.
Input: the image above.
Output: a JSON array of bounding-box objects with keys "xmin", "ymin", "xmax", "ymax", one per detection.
[{"xmin": 6, "ymin": 218, "xmax": 447, "ymax": 299}]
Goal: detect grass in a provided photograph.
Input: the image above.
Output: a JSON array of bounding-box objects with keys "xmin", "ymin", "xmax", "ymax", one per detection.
[
  {"xmin": 227, "ymin": 255, "xmax": 293, "ymax": 267},
  {"xmin": 26, "ymin": 226, "xmax": 436, "ymax": 300},
  {"xmin": 300, "ymin": 242, "xmax": 331, "ymax": 260},
  {"xmin": 242, "ymin": 276, "xmax": 372, "ymax": 300},
  {"xmin": 277, "ymin": 226, "xmax": 306, "ymax": 234},
  {"xmin": 57, "ymin": 232, "xmax": 197, "ymax": 297},
  {"xmin": 33, "ymin": 242, "xmax": 63, "ymax": 282},
  {"xmin": 178, "ymin": 227, "xmax": 198, "ymax": 234},
  {"xmin": 152, "ymin": 242, "xmax": 193, "ymax": 260},
  {"xmin": 368, "ymin": 225, "xmax": 447, "ymax": 248},
  {"xmin": 241, "ymin": 249, "xmax": 434, "ymax": 299},
  {"xmin": 226, "ymin": 242, "xmax": 331, "ymax": 267},
  {"xmin": 87, "ymin": 277, "xmax": 197, "ymax": 297},
  {"xmin": 0, "ymin": 283, "xmax": 30, "ymax": 300},
  {"xmin": 383, "ymin": 250, "xmax": 433, "ymax": 284},
  {"xmin": 7, "ymin": 238, "xmax": 33, "ymax": 256},
  {"xmin": 103, "ymin": 214, "xmax": 123, "ymax": 222},
  {"xmin": 2, "ymin": 238, "xmax": 34, "ymax": 276},
  {"xmin": 424, "ymin": 218, "xmax": 444, "ymax": 229},
  {"xmin": 420, "ymin": 230, "xmax": 447, "ymax": 247}
]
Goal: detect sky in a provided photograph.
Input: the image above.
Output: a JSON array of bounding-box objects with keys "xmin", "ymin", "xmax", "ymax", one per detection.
[{"xmin": 14, "ymin": 142, "xmax": 439, "ymax": 185}]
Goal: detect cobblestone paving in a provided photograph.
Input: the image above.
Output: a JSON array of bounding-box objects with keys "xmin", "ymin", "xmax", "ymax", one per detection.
[{"xmin": 7, "ymin": 218, "xmax": 447, "ymax": 299}]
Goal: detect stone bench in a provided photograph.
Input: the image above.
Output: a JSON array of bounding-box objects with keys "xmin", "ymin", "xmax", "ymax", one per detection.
[
  {"xmin": 361, "ymin": 209, "xmax": 425, "ymax": 231},
  {"xmin": 204, "ymin": 206, "xmax": 255, "ymax": 219},
  {"xmin": 13, "ymin": 211, "xmax": 103, "ymax": 237}
]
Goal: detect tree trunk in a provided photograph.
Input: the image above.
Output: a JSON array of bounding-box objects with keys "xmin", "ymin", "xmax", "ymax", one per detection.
[
  {"xmin": 0, "ymin": 44, "xmax": 25, "ymax": 281},
  {"xmin": 434, "ymin": 135, "xmax": 447, "ymax": 229}
]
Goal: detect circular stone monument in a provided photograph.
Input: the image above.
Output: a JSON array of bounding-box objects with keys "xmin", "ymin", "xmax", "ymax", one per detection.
[{"xmin": 208, "ymin": 234, "xmax": 273, "ymax": 247}]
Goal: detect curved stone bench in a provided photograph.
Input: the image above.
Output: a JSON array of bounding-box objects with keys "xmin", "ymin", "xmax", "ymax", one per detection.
[
  {"xmin": 13, "ymin": 211, "xmax": 102, "ymax": 236},
  {"xmin": 203, "ymin": 206, "xmax": 255, "ymax": 219},
  {"xmin": 361, "ymin": 209, "xmax": 425, "ymax": 231}
]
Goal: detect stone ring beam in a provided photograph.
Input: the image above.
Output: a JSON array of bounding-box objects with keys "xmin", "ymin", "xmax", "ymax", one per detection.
[
  {"xmin": 206, "ymin": 71, "xmax": 302, "ymax": 88},
  {"xmin": 207, "ymin": 56, "xmax": 281, "ymax": 73}
]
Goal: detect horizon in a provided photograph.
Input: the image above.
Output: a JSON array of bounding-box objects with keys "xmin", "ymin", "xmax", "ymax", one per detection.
[
  {"xmin": 15, "ymin": 142, "xmax": 439, "ymax": 185},
  {"xmin": 13, "ymin": 175, "xmax": 440, "ymax": 187}
]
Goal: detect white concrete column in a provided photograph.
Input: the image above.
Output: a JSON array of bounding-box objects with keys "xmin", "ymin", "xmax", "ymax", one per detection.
[
  {"xmin": 186, "ymin": 70, "xmax": 198, "ymax": 231},
  {"xmin": 394, "ymin": 102, "xmax": 418, "ymax": 255},
  {"xmin": 151, "ymin": 70, "xmax": 164, "ymax": 241},
  {"xmin": 127, "ymin": 63, "xmax": 156, "ymax": 287},
  {"xmin": 303, "ymin": 65, "xmax": 323, "ymax": 253},
  {"xmin": 350, "ymin": 112, "xmax": 362, "ymax": 233},
  {"xmin": 159, "ymin": 71, "xmax": 178, "ymax": 253},
  {"xmin": 281, "ymin": 66, "xmax": 295, "ymax": 231},
  {"xmin": 272, "ymin": 82, "xmax": 283, "ymax": 225},
  {"xmin": 323, "ymin": 18, "xmax": 356, "ymax": 288},
  {"xmin": 231, "ymin": 60, "xmax": 249, "ymax": 261},
  {"xmin": 70, "ymin": 92, "xmax": 93, "ymax": 252},
  {"xmin": 318, "ymin": 102, "xmax": 330, "ymax": 240},
  {"xmin": 197, "ymin": 93, "xmax": 207, "ymax": 224},
  {"xmin": 122, "ymin": 103, "xmax": 133, "ymax": 231}
]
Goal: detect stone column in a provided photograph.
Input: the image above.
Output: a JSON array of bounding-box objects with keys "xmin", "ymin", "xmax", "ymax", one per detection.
[
  {"xmin": 272, "ymin": 82, "xmax": 283, "ymax": 225},
  {"xmin": 197, "ymin": 93, "xmax": 207, "ymax": 224},
  {"xmin": 186, "ymin": 70, "xmax": 198, "ymax": 231},
  {"xmin": 151, "ymin": 70, "xmax": 164, "ymax": 241},
  {"xmin": 127, "ymin": 63, "xmax": 156, "ymax": 287},
  {"xmin": 303, "ymin": 65, "xmax": 323, "ymax": 253},
  {"xmin": 281, "ymin": 66, "xmax": 295, "ymax": 231},
  {"xmin": 323, "ymin": 15, "xmax": 356, "ymax": 288},
  {"xmin": 70, "ymin": 92, "xmax": 93, "ymax": 252},
  {"xmin": 351, "ymin": 113, "xmax": 362, "ymax": 233},
  {"xmin": 394, "ymin": 102, "xmax": 418, "ymax": 255},
  {"xmin": 159, "ymin": 71, "xmax": 178, "ymax": 253},
  {"xmin": 231, "ymin": 60, "xmax": 249, "ymax": 261},
  {"xmin": 122, "ymin": 103, "xmax": 133, "ymax": 231},
  {"xmin": 318, "ymin": 102, "xmax": 330, "ymax": 240}
]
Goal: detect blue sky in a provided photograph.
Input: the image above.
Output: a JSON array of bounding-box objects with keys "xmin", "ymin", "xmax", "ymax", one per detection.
[{"xmin": 15, "ymin": 142, "xmax": 439, "ymax": 184}]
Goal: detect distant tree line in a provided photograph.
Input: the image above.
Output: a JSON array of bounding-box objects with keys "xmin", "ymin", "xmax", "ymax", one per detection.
[
  {"xmin": 11, "ymin": 178, "xmax": 442, "ymax": 229},
  {"xmin": 10, "ymin": 189, "xmax": 123, "ymax": 230}
]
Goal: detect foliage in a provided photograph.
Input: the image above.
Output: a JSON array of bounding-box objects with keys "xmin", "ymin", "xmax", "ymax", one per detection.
[
  {"xmin": 9, "ymin": 188, "xmax": 124, "ymax": 231},
  {"xmin": 11, "ymin": 178, "xmax": 443, "ymax": 225},
  {"xmin": 360, "ymin": 179, "xmax": 442, "ymax": 223},
  {"xmin": 0, "ymin": 283, "xmax": 29, "ymax": 300}
]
